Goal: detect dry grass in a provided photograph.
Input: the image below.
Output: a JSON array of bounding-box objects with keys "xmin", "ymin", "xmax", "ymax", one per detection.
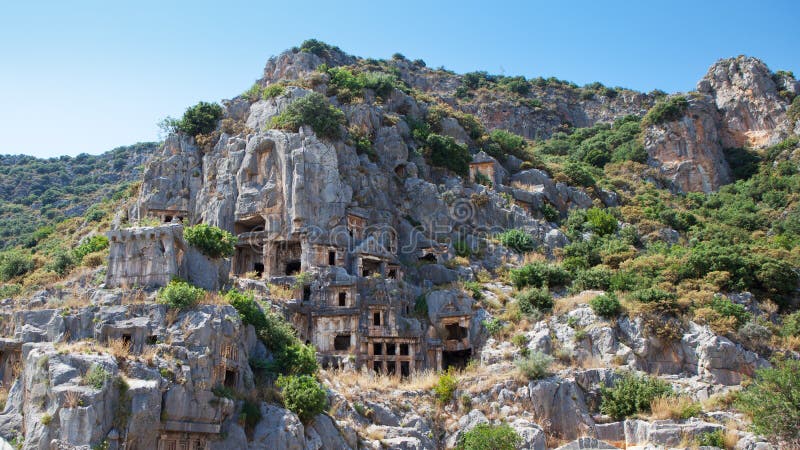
[
  {"xmin": 650, "ymin": 395, "xmax": 702, "ymax": 420},
  {"xmin": 323, "ymin": 368, "xmax": 439, "ymax": 394},
  {"xmin": 200, "ymin": 292, "xmax": 227, "ymax": 306},
  {"xmin": 553, "ymin": 291, "xmax": 598, "ymax": 315},
  {"xmin": 267, "ymin": 284, "xmax": 295, "ymax": 301},
  {"xmin": 139, "ymin": 345, "xmax": 158, "ymax": 366},
  {"xmin": 723, "ymin": 428, "xmax": 740, "ymax": 449},
  {"xmin": 0, "ymin": 386, "xmax": 7, "ymax": 411},
  {"xmin": 56, "ymin": 340, "xmax": 98, "ymax": 355},
  {"xmin": 107, "ymin": 338, "xmax": 131, "ymax": 360},
  {"xmin": 165, "ymin": 308, "xmax": 180, "ymax": 327},
  {"xmin": 121, "ymin": 289, "xmax": 148, "ymax": 305},
  {"xmin": 521, "ymin": 252, "xmax": 547, "ymax": 265},
  {"xmin": 62, "ymin": 390, "xmax": 81, "ymax": 408}
]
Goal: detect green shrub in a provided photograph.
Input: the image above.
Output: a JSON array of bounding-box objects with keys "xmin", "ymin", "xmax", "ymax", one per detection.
[
  {"xmin": 514, "ymin": 351, "xmax": 554, "ymax": 380},
  {"xmin": 240, "ymin": 400, "xmax": 262, "ymax": 432},
  {"xmin": 643, "ymin": 96, "xmax": 688, "ymax": 126},
  {"xmin": 540, "ymin": 203, "xmax": 559, "ymax": 223},
  {"xmin": 585, "ymin": 208, "xmax": 618, "ymax": 236},
  {"xmin": 226, "ymin": 290, "xmax": 267, "ymax": 329},
  {"xmin": 510, "ymin": 262, "xmax": 570, "ymax": 289},
  {"xmin": 258, "ymin": 310, "xmax": 299, "ymax": 354},
  {"xmin": 0, "ymin": 250, "xmax": 34, "ymax": 281},
  {"xmin": 276, "ymin": 375, "xmax": 327, "ymax": 423},
  {"xmin": 176, "ymin": 101, "xmax": 223, "ymax": 136},
  {"xmin": 781, "ymin": 311, "xmax": 800, "ymax": 337},
  {"xmin": 572, "ymin": 266, "xmax": 613, "ymax": 292},
  {"xmin": 696, "ymin": 429, "xmax": 724, "ymax": 448},
  {"xmin": 47, "ymin": 248, "xmax": 75, "ymax": 276},
  {"xmin": 211, "ymin": 384, "xmax": 235, "ymax": 399},
  {"xmin": 458, "ymin": 423, "xmax": 521, "ymax": 450},
  {"xmin": 497, "ymin": 229, "xmax": 535, "ymax": 253},
  {"xmin": 183, "ymin": 224, "xmax": 236, "ymax": 259},
  {"xmin": 271, "ymin": 92, "xmax": 345, "ymax": 139},
  {"xmin": 563, "ymin": 162, "xmax": 595, "ymax": 187},
  {"xmin": 74, "ymin": 235, "xmax": 109, "ymax": 262},
  {"xmin": 158, "ymin": 279, "xmax": 205, "ymax": 309},
  {"xmin": 590, "ymin": 293, "xmax": 621, "ymax": 318},
  {"xmin": 482, "ymin": 318, "xmax": 504, "ymax": 336},
  {"xmin": 629, "ymin": 288, "xmax": 677, "ymax": 304},
  {"xmin": 434, "ymin": 372, "xmax": 458, "ymax": 405},
  {"xmin": 299, "ymin": 39, "xmax": 338, "ymax": 57},
  {"xmin": 262, "ymin": 83, "xmax": 285, "ymax": 99},
  {"xmin": 463, "ymin": 281, "xmax": 483, "ymax": 300},
  {"xmin": 600, "ymin": 372, "xmax": 672, "ymax": 420},
  {"xmin": 83, "ymin": 364, "xmax": 111, "ymax": 389},
  {"xmin": 735, "ymin": 359, "xmax": 800, "ymax": 444},
  {"xmin": 272, "ymin": 343, "xmax": 319, "ymax": 376},
  {"xmin": 516, "ymin": 287, "xmax": 552, "ymax": 313},
  {"xmin": 488, "ymin": 129, "xmax": 529, "ymax": 161},
  {"xmin": 454, "ymin": 240, "xmax": 472, "ymax": 257},
  {"xmin": 708, "ymin": 296, "xmax": 750, "ymax": 328},
  {"xmin": 422, "ymin": 134, "xmax": 471, "ymax": 176}
]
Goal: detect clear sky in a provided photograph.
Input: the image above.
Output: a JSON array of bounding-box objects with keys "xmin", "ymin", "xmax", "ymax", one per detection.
[{"xmin": 1, "ymin": 0, "xmax": 798, "ymax": 158}]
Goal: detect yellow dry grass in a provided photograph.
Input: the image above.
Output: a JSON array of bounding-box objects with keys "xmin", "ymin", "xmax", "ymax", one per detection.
[
  {"xmin": 649, "ymin": 395, "xmax": 701, "ymax": 420},
  {"xmin": 62, "ymin": 390, "xmax": 81, "ymax": 408},
  {"xmin": 0, "ymin": 386, "xmax": 7, "ymax": 410},
  {"xmin": 107, "ymin": 337, "xmax": 131, "ymax": 360},
  {"xmin": 322, "ymin": 368, "xmax": 439, "ymax": 394},
  {"xmin": 553, "ymin": 291, "xmax": 598, "ymax": 315}
]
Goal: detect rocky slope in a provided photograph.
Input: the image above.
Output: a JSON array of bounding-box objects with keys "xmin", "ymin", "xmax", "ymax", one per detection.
[{"xmin": 1, "ymin": 42, "xmax": 798, "ymax": 450}]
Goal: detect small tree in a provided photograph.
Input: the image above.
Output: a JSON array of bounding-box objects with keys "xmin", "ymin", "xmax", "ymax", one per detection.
[
  {"xmin": 184, "ymin": 224, "xmax": 235, "ymax": 259},
  {"xmin": 434, "ymin": 371, "xmax": 458, "ymax": 405},
  {"xmin": 276, "ymin": 375, "xmax": 327, "ymax": 423},
  {"xmin": 590, "ymin": 293, "xmax": 621, "ymax": 318},
  {"xmin": 497, "ymin": 229, "xmax": 535, "ymax": 253},
  {"xmin": 515, "ymin": 351, "xmax": 554, "ymax": 380},
  {"xmin": 271, "ymin": 93, "xmax": 345, "ymax": 139},
  {"xmin": 423, "ymin": 134, "xmax": 471, "ymax": 177},
  {"xmin": 736, "ymin": 359, "xmax": 800, "ymax": 446},
  {"xmin": 176, "ymin": 101, "xmax": 223, "ymax": 136},
  {"xmin": 0, "ymin": 250, "xmax": 34, "ymax": 281},
  {"xmin": 600, "ymin": 372, "xmax": 672, "ymax": 420},
  {"xmin": 458, "ymin": 423, "xmax": 521, "ymax": 450},
  {"xmin": 158, "ymin": 279, "xmax": 205, "ymax": 309}
]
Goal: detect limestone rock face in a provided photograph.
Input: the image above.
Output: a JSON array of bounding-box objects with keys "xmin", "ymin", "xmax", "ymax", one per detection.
[
  {"xmin": 642, "ymin": 96, "xmax": 732, "ymax": 193},
  {"xmin": 698, "ymin": 56, "xmax": 795, "ymax": 148}
]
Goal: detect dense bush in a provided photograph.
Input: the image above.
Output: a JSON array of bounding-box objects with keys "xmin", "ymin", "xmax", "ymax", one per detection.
[
  {"xmin": 74, "ymin": 235, "xmax": 109, "ymax": 262},
  {"xmin": 736, "ymin": 359, "xmax": 800, "ymax": 446},
  {"xmin": 158, "ymin": 279, "xmax": 205, "ymax": 309},
  {"xmin": 83, "ymin": 364, "xmax": 111, "ymax": 389},
  {"xmin": 272, "ymin": 93, "xmax": 345, "ymax": 139},
  {"xmin": 696, "ymin": 430, "xmax": 725, "ymax": 448},
  {"xmin": 516, "ymin": 287, "xmax": 553, "ymax": 313},
  {"xmin": 299, "ymin": 39, "xmax": 339, "ymax": 57},
  {"xmin": 434, "ymin": 371, "xmax": 458, "ymax": 405},
  {"xmin": 458, "ymin": 423, "xmax": 521, "ymax": 450},
  {"xmin": 572, "ymin": 265, "xmax": 613, "ymax": 291},
  {"xmin": 183, "ymin": 224, "xmax": 236, "ymax": 259},
  {"xmin": 585, "ymin": 207, "xmax": 618, "ymax": 236},
  {"xmin": 0, "ymin": 250, "xmax": 34, "ymax": 281},
  {"xmin": 600, "ymin": 372, "xmax": 672, "ymax": 420},
  {"xmin": 47, "ymin": 248, "xmax": 75, "ymax": 275},
  {"xmin": 514, "ymin": 351, "xmax": 554, "ymax": 380},
  {"xmin": 422, "ymin": 134, "xmax": 471, "ymax": 176},
  {"xmin": 497, "ymin": 228, "xmax": 535, "ymax": 253},
  {"xmin": 175, "ymin": 101, "xmax": 224, "ymax": 136},
  {"xmin": 276, "ymin": 375, "xmax": 327, "ymax": 423},
  {"xmin": 590, "ymin": 293, "xmax": 621, "ymax": 318},
  {"xmin": 642, "ymin": 96, "xmax": 688, "ymax": 126},
  {"xmin": 488, "ymin": 129, "xmax": 530, "ymax": 161},
  {"xmin": 226, "ymin": 290, "xmax": 266, "ymax": 329},
  {"xmin": 563, "ymin": 162, "xmax": 595, "ymax": 187},
  {"xmin": 629, "ymin": 288, "xmax": 677, "ymax": 304},
  {"xmin": 510, "ymin": 262, "xmax": 570, "ymax": 289}
]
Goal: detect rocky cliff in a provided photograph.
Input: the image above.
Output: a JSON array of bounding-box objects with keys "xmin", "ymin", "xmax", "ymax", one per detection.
[{"xmin": 1, "ymin": 42, "xmax": 797, "ymax": 450}]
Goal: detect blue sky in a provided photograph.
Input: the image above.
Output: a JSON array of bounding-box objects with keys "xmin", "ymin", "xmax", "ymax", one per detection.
[{"xmin": 1, "ymin": 0, "xmax": 798, "ymax": 158}]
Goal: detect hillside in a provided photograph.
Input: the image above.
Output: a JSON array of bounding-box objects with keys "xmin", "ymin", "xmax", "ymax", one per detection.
[
  {"xmin": 1, "ymin": 40, "xmax": 799, "ymax": 450},
  {"xmin": 0, "ymin": 142, "xmax": 158, "ymax": 249}
]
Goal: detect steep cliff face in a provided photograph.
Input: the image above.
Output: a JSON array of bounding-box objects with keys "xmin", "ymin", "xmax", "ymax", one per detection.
[
  {"xmin": 698, "ymin": 56, "xmax": 797, "ymax": 148},
  {"xmin": 642, "ymin": 96, "xmax": 733, "ymax": 193}
]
